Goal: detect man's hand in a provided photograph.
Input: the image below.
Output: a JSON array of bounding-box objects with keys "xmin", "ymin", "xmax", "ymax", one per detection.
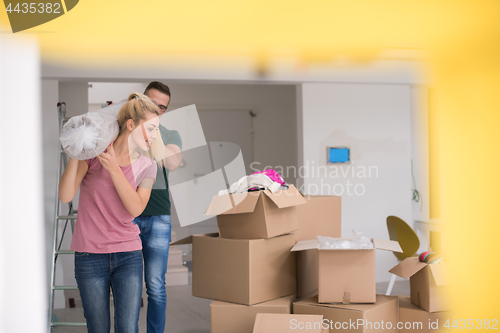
[{"xmin": 164, "ymin": 144, "xmax": 182, "ymax": 171}]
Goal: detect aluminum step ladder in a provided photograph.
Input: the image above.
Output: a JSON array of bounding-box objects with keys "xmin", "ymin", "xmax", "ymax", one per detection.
[{"xmin": 48, "ymin": 105, "xmax": 87, "ymax": 331}]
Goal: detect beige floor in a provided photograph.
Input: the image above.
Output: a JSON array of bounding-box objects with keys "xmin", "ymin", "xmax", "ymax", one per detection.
[{"xmin": 51, "ymin": 273, "xmax": 410, "ymax": 333}]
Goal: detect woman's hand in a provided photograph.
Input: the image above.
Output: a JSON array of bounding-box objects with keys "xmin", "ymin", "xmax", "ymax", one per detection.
[
  {"xmin": 101, "ymin": 142, "xmax": 153, "ymax": 216},
  {"xmin": 99, "ymin": 142, "xmax": 121, "ymax": 174}
]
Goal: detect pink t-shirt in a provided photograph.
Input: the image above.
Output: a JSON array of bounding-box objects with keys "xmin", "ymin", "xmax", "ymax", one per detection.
[{"xmin": 71, "ymin": 154, "xmax": 157, "ymax": 253}]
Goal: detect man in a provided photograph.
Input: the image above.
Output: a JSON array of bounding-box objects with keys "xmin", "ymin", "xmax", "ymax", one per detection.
[{"xmin": 133, "ymin": 81, "xmax": 182, "ymax": 333}]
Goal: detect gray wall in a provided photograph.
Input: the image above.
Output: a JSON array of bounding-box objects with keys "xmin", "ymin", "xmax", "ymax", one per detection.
[{"xmin": 41, "ymin": 79, "xmax": 61, "ymax": 307}]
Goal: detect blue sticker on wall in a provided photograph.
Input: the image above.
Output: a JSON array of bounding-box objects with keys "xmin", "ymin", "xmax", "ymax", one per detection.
[{"xmin": 328, "ymin": 147, "xmax": 350, "ymax": 163}]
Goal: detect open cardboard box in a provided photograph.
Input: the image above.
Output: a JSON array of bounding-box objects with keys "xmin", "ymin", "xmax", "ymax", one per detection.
[
  {"xmin": 294, "ymin": 195, "xmax": 342, "ymax": 299},
  {"xmin": 291, "ymin": 238, "xmax": 401, "ymax": 303},
  {"xmin": 389, "ymin": 257, "xmax": 449, "ymax": 312},
  {"xmin": 171, "ymin": 233, "xmax": 296, "ymax": 305},
  {"xmin": 253, "ymin": 313, "xmax": 328, "ymax": 333},
  {"xmin": 205, "ymin": 185, "xmax": 306, "ymax": 239}
]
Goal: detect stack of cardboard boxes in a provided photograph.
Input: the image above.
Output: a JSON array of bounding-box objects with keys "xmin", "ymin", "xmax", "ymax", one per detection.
[
  {"xmin": 291, "ymin": 202, "xmax": 450, "ymax": 333},
  {"xmin": 291, "ymin": 197, "xmax": 402, "ymax": 333},
  {"xmin": 172, "ymin": 184, "xmax": 450, "ymax": 333},
  {"xmin": 171, "ymin": 185, "xmax": 306, "ymax": 332},
  {"xmin": 289, "ymin": 203, "xmax": 450, "ymax": 333}
]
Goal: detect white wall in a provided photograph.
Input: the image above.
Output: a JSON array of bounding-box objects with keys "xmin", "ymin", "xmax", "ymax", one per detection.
[
  {"xmin": 0, "ymin": 34, "xmax": 46, "ymax": 333},
  {"xmin": 297, "ymin": 83, "xmax": 413, "ymax": 282},
  {"xmin": 166, "ymin": 83, "xmax": 298, "ymax": 180},
  {"xmin": 59, "ymin": 81, "xmax": 88, "ymax": 117},
  {"xmin": 88, "ymin": 82, "xmax": 147, "ymax": 105},
  {"xmin": 410, "ymin": 87, "xmax": 430, "ymax": 222}
]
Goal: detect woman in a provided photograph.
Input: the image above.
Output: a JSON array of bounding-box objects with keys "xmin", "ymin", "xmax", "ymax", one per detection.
[{"xmin": 59, "ymin": 93, "xmax": 164, "ymax": 333}]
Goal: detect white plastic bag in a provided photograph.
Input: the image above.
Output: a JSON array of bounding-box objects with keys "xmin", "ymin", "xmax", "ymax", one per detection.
[
  {"xmin": 317, "ymin": 229, "xmax": 374, "ymax": 249},
  {"xmin": 351, "ymin": 229, "xmax": 374, "ymax": 249},
  {"xmin": 60, "ymin": 101, "xmax": 126, "ymax": 160}
]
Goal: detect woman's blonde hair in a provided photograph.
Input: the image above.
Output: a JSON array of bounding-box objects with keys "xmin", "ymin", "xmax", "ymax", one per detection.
[{"xmin": 117, "ymin": 93, "xmax": 165, "ymax": 167}]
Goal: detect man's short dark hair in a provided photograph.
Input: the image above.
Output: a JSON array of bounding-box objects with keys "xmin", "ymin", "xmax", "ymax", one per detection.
[{"xmin": 144, "ymin": 81, "xmax": 171, "ymax": 98}]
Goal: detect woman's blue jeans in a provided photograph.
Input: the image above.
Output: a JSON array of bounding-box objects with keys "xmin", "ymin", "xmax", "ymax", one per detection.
[
  {"xmin": 74, "ymin": 250, "xmax": 143, "ymax": 333},
  {"xmin": 133, "ymin": 215, "xmax": 171, "ymax": 333}
]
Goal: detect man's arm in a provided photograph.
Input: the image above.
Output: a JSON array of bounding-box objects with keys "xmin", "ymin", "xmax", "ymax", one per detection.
[{"xmin": 164, "ymin": 144, "xmax": 182, "ymax": 171}]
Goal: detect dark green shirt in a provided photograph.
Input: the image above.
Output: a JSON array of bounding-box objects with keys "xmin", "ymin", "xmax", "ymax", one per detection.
[{"xmin": 140, "ymin": 124, "xmax": 182, "ymax": 217}]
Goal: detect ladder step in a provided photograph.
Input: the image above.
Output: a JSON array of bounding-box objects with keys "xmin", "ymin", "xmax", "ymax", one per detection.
[
  {"xmin": 51, "ymin": 322, "xmax": 87, "ymax": 327},
  {"xmin": 57, "ymin": 215, "xmax": 77, "ymax": 220},
  {"xmin": 53, "ymin": 285, "xmax": 78, "ymax": 290},
  {"xmin": 55, "ymin": 250, "xmax": 75, "ymax": 255}
]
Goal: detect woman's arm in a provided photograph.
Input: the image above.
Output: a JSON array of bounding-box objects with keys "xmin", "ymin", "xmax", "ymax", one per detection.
[
  {"xmin": 58, "ymin": 158, "xmax": 88, "ymax": 203},
  {"xmin": 99, "ymin": 143, "xmax": 153, "ymax": 217},
  {"xmin": 107, "ymin": 170, "xmax": 153, "ymax": 217}
]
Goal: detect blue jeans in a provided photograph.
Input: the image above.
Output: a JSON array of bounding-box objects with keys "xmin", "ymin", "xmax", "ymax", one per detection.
[
  {"xmin": 133, "ymin": 215, "xmax": 172, "ymax": 333},
  {"xmin": 74, "ymin": 251, "xmax": 143, "ymax": 333}
]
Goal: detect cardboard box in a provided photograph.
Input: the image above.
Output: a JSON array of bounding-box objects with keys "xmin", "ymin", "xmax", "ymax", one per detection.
[
  {"xmin": 253, "ymin": 313, "xmax": 328, "ymax": 333},
  {"xmin": 295, "ymin": 195, "xmax": 341, "ymax": 242},
  {"xmin": 296, "ymin": 249, "xmax": 319, "ymax": 300},
  {"xmin": 389, "ymin": 257, "xmax": 449, "ymax": 312},
  {"xmin": 171, "ymin": 233, "xmax": 296, "ymax": 305},
  {"xmin": 294, "ymin": 195, "xmax": 341, "ymax": 299},
  {"xmin": 205, "ymin": 185, "xmax": 306, "ymax": 239},
  {"xmin": 293, "ymin": 295, "xmax": 398, "ymax": 333},
  {"xmin": 210, "ymin": 295, "xmax": 293, "ymax": 333},
  {"xmin": 291, "ymin": 238, "xmax": 401, "ymax": 303},
  {"xmin": 398, "ymin": 296, "xmax": 451, "ymax": 333}
]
